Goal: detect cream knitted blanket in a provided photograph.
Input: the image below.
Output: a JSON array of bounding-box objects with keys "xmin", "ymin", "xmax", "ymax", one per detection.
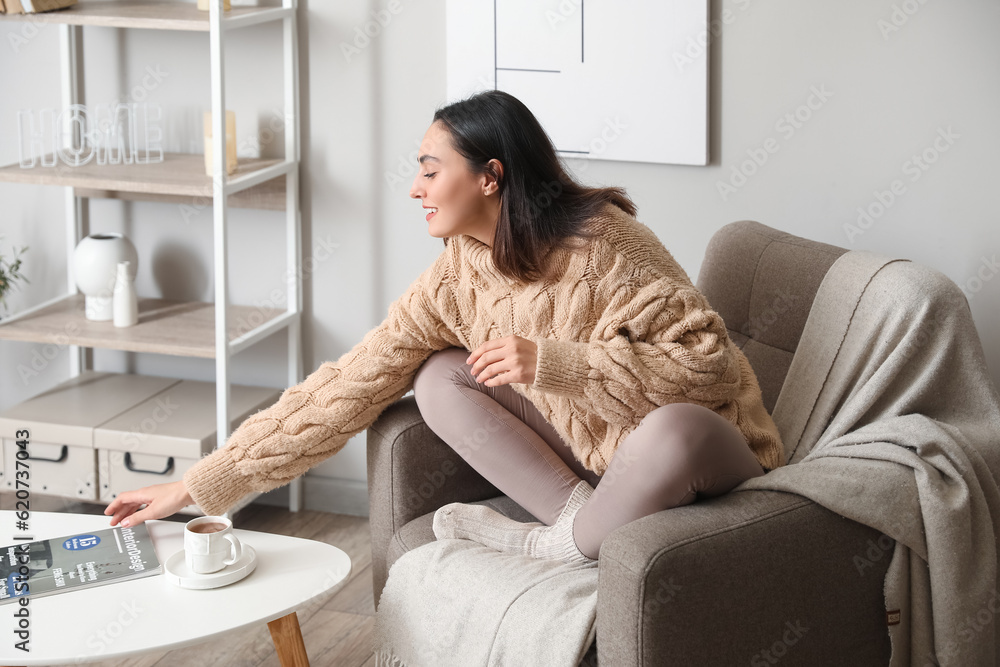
[
  {"xmin": 371, "ymin": 248, "xmax": 1000, "ymax": 666},
  {"xmin": 371, "ymin": 538, "xmax": 598, "ymax": 666},
  {"xmin": 737, "ymin": 249, "xmax": 1000, "ymax": 666}
]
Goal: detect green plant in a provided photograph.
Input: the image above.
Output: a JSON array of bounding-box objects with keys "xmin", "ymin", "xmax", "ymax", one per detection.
[{"xmin": 0, "ymin": 238, "xmax": 30, "ymax": 316}]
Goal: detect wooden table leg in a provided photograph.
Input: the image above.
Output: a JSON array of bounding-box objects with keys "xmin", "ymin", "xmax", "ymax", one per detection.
[{"xmin": 267, "ymin": 611, "xmax": 310, "ymax": 666}]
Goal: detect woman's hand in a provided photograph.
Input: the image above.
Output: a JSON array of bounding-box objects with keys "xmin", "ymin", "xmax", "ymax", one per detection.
[
  {"xmin": 104, "ymin": 480, "xmax": 195, "ymax": 528},
  {"xmin": 466, "ymin": 335, "xmax": 538, "ymax": 387}
]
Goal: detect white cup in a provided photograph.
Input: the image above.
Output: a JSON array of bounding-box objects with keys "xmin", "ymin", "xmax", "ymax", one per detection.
[{"xmin": 184, "ymin": 516, "xmax": 243, "ymax": 574}]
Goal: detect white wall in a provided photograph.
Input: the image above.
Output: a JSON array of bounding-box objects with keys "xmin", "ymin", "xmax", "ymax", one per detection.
[{"xmin": 1, "ymin": 0, "xmax": 997, "ymax": 517}]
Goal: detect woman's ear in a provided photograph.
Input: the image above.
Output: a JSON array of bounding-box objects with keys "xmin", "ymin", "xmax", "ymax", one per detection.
[{"xmin": 483, "ymin": 158, "xmax": 504, "ymax": 195}]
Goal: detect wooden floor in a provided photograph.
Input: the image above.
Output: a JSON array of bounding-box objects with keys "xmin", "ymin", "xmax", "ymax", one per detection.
[{"xmin": 3, "ymin": 493, "xmax": 377, "ymax": 667}]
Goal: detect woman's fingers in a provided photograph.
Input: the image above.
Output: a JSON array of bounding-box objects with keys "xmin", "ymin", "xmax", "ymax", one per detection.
[
  {"xmin": 476, "ymin": 359, "xmax": 507, "ymax": 383},
  {"xmin": 106, "ymin": 489, "xmax": 150, "ymax": 510},
  {"xmin": 470, "ymin": 349, "xmax": 498, "ymax": 378},
  {"xmin": 105, "ymin": 489, "xmax": 151, "ymax": 525},
  {"xmin": 108, "ymin": 502, "xmax": 143, "ymax": 526},
  {"xmin": 482, "ymin": 363, "xmax": 517, "ymax": 386},
  {"xmin": 108, "ymin": 509, "xmax": 131, "ymax": 527}
]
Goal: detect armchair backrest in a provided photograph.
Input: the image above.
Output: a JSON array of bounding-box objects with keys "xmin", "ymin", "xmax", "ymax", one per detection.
[{"xmin": 695, "ymin": 221, "xmax": 849, "ymax": 414}]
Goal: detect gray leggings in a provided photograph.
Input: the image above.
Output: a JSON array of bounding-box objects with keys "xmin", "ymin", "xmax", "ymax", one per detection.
[{"xmin": 412, "ymin": 347, "xmax": 767, "ymax": 560}]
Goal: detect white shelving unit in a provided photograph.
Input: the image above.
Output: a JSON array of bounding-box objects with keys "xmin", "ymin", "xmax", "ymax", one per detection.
[{"xmin": 0, "ymin": 0, "xmax": 304, "ymax": 514}]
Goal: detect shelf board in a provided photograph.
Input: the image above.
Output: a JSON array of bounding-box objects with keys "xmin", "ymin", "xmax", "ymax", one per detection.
[
  {"xmin": 0, "ymin": 152, "xmax": 287, "ymax": 210},
  {"xmin": 0, "ymin": 1, "xmax": 285, "ymax": 32},
  {"xmin": 73, "ymin": 179, "xmax": 286, "ymax": 211},
  {"xmin": 0, "ymin": 294, "xmax": 287, "ymax": 358}
]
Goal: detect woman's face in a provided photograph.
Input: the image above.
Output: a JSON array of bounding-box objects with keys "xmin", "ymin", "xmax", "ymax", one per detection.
[{"xmin": 409, "ymin": 121, "xmax": 501, "ymax": 247}]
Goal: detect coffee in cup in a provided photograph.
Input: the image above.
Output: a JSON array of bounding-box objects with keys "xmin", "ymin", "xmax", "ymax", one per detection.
[
  {"xmin": 188, "ymin": 521, "xmax": 228, "ymax": 534},
  {"xmin": 184, "ymin": 516, "xmax": 243, "ymax": 574}
]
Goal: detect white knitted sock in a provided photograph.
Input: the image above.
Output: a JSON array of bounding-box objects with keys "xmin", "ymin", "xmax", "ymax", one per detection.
[{"xmin": 432, "ymin": 480, "xmax": 597, "ymax": 567}]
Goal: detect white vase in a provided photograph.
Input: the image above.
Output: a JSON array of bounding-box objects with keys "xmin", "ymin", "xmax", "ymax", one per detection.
[
  {"xmin": 113, "ymin": 261, "xmax": 138, "ymax": 327},
  {"xmin": 73, "ymin": 233, "xmax": 139, "ymax": 321}
]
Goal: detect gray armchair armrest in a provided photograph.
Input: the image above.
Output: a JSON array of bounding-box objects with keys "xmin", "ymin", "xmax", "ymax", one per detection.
[
  {"xmin": 367, "ymin": 395, "xmax": 503, "ymax": 600},
  {"xmin": 596, "ymin": 488, "xmax": 893, "ymax": 666}
]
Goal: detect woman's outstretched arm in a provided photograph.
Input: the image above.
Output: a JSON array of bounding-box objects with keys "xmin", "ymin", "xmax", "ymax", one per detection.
[{"xmin": 183, "ymin": 250, "xmax": 462, "ymax": 516}]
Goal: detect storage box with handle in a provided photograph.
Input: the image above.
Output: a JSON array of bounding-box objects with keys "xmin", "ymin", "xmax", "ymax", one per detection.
[{"xmin": 0, "ymin": 371, "xmax": 179, "ymax": 501}]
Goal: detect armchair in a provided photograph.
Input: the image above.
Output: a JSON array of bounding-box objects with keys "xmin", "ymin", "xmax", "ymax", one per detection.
[{"xmin": 367, "ymin": 220, "xmax": 893, "ymax": 665}]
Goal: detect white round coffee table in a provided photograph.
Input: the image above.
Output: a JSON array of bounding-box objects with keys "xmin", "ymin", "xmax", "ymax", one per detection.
[{"xmin": 0, "ymin": 510, "xmax": 352, "ymax": 666}]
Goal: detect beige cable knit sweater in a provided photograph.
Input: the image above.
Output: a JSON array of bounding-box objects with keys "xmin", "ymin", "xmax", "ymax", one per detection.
[{"xmin": 183, "ymin": 203, "xmax": 785, "ymax": 516}]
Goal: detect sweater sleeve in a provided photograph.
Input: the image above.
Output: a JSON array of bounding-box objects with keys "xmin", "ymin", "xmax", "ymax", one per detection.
[
  {"xmin": 182, "ymin": 251, "xmax": 461, "ymax": 516},
  {"xmin": 530, "ymin": 271, "xmax": 742, "ymax": 423}
]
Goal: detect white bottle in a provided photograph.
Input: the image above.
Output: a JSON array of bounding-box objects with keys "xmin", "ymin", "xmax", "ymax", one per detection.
[{"xmin": 113, "ymin": 260, "xmax": 138, "ymax": 327}]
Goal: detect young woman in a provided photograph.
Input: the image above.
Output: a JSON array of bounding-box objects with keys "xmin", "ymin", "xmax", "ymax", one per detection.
[{"xmin": 104, "ymin": 90, "xmax": 783, "ymax": 568}]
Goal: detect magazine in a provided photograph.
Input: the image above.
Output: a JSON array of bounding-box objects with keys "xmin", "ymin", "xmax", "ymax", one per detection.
[{"xmin": 0, "ymin": 522, "xmax": 162, "ymax": 604}]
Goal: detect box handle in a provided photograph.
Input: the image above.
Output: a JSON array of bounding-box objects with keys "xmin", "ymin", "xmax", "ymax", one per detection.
[
  {"xmin": 27, "ymin": 445, "xmax": 68, "ymax": 463},
  {"xmin": 125, "ymin": 453, "xmax": 175, "ymax": 475}
]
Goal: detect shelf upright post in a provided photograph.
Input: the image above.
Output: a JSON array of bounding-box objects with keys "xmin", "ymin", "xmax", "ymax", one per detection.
[
  {"xmin": 59, "ymin": 24, "xmax": 89, "ymax": 378},
  {"xmin": 209, "ymin": 0, "xmax": 234, "ymax": 515},
  {"xmin": 284, "ymin": 0, "xmax": 303, "ymax": 512}
]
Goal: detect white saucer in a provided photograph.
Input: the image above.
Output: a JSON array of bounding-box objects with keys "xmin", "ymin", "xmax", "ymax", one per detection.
[{"xmin": 164, "ymin": 544, "xmax": 257, "ymax": 590}]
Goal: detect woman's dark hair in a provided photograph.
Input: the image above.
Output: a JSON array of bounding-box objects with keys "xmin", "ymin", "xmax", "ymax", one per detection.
[{"xmin": 432, "ymin": 90, "xmax": 636, "ymax": 283}]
